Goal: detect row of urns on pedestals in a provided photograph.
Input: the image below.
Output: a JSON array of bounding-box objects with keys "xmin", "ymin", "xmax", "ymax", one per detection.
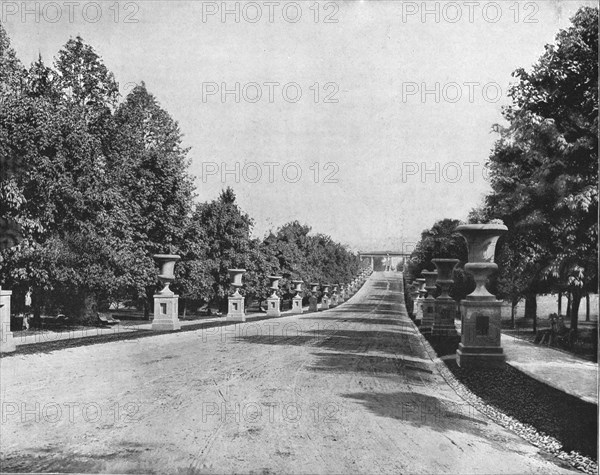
[
  {"xmin": 153, "ymin": 254, "xmax": 373, "ymax": 299},
  {"xmin": 407, "ymin": 222, "xmax": 509, "ymax": 369}
]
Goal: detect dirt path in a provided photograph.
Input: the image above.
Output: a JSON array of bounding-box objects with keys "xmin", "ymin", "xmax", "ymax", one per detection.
[{"xmin": 0, "ymin": 272, "xmax": 577, "ymax": 474}]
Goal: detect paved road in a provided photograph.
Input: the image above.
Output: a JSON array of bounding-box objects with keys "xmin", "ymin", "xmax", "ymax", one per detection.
[{"xmin": 0, "ymin": 272, "xmax": 576, "ymax": 474}]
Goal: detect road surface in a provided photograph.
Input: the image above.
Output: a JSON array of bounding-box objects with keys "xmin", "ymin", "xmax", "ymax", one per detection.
[{"xmin": 0, "ymin": 272, "xmax": 576, "ymax": 474}]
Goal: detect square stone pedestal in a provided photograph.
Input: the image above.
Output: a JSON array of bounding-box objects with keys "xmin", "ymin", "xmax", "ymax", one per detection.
[
  {"xmin": 338, "ymin": 291, "xmax": 346, "ymax": 303},
  {"xmin": 331, "ymin": 295, "xmax": 339, "ymax": 307},
  {"xmin": 226, "ymin": 294, "xmax": 246, "ymax": 321},
  {"xmin": 266, "ymin": 297, "xmax": 281, "ymax": 317},
  {"xmin": 457, "ymin": 299, "xmax": 505, "ymax": 368},
  {"xmin": 432, "ymin": 298, "xmax": 458, "ymax": 336},
  {"xmin": 0, "ymin": 290, "xmax": 16, "ymax": 353},
  {"xmin": 290, "ymin": 296, "xmax": 303, "ymax": 314},
  {"xmin": 321, "ymin": 296, "xmax": 330, "ymax": 310},
  {"xmin": 153, "ymin": 293, "xmax": 181, "ymax": 331},
  {"xmin": 420, "ymin": 298, "xmax": 435, "ymax": 335},
  {"xmin": 309, "ymin": 295, "xmax": 318, "ymax": 312}
]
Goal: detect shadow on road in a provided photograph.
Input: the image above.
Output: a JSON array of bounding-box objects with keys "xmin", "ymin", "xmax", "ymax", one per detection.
[{"xmin": 342, "ymin": 390, "xmax": 489, "ymax": 436}]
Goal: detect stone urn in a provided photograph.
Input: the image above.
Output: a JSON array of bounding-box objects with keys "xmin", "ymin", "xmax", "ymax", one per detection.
[
  {"xmin": 152, "ymin": 254, "xmax": 181, "ymax": 331},
  {"xmin": 228, "ymin": 269, "xmax": 246, "ymax": 296},
  {"xmin": 431, "ymin": 259, "xmax": 460, "ymax": 337},
  {"xmin": 268, "ymin": 275, "xmax": 283, "ymax": 298},
  {"xmin": 310, "ymin": 282, "xmax": 320, "ymax": 294},
  {"xmin": 322, "ymin": 284, "xmax": 330, "ymax": 296},
  {"xmin": 455, "ymin": 224, "xmax": 507, "ymax": 300},
  {"xmin": 292, "ymin": 280, "xmax": 304, "ymax": 297},
  {"xmin": 454, "ymin": 223, "xmax": 508, "ymax": 368},
  {"xmin": 422, "ymin": 271, "xmax": 438, "ymax": 298},
  {"xmin": 415, "ymin": 278, "xmax": 426, "ymax": 297},
  {"xmin": 455, "ymin": 223, "xmax": 507, "ymax": 263},
  {"xmin": 153, "ymin": 254, "xmax": 181, "ymax": 295},
  {"xmin": 266, "ymin": 275, "xmax": 283, "ymax": 317},
  {"xmin": 414, "ymin": 278, "xmax": 426, "ymax": 322},
  {"xmin": 432, "ymin": 259, "xmax": 459, "ymax": 299}
]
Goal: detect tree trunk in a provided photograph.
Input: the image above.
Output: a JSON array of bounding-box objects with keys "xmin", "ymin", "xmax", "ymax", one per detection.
[
  {"xmin": 145, "ymin": 286, "xmax": 155, "ymax": 320},
  {"xmin": 31, "ymin": 287, "xmax": 42, "ymax": 329},
  {"xmin": 511, "ymin": 296, "xmax": 518, "ymax": 330},
  {"xmin": 525, "ymin": 292, "xmax": 537, "ymax": 333},
  {"xmin": 571, "ymin": 288, "xmax": 582, "ymax": 334},
  {"xmin": 558, "ymin": 292, "xmax": 562, "ymax": 315},
  {"xmin": 74, "ymin": 291, "xmax": 98, "ymax": 324},
  {"xmin": 566, "ymin": 292, "xmax": 572, "ymax": 320},
  {"xmin": 585, "ymin": 293, "xmax": 590, "ymax": 322}
]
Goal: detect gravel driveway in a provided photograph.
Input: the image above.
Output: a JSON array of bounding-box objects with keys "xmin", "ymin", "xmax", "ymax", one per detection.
[{"xmin": 0, "ymin": 273, "xmax": 577, "ymax": 474}]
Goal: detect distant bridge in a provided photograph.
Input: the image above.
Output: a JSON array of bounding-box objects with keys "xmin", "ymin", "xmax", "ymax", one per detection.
[{"xmin": 358, "ymin": 251, "xmax": 411, "ymax": 271}]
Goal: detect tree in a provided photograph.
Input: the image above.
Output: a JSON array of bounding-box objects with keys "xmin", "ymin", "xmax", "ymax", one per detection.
[
  {"xmin": 481, "ymin": 6, "xmax": 598, "ymax": 333},
  {"xmin": 407, "ymin": 219, "xmax": 471, "ymax": 301},
  {"xmin": 112, "ymin": 83, "xmax": 195, "ymax": 316}
]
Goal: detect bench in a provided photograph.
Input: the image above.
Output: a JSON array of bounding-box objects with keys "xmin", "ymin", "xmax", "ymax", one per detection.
[{"xmin": 98, "ymin": 313, "xmax": 120, "ymax": 326}]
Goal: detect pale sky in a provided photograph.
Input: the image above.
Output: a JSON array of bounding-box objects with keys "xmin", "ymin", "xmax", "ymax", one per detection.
[{"xmin": 3, "ymin": 0, "xmax": 596, "ymax": 252}]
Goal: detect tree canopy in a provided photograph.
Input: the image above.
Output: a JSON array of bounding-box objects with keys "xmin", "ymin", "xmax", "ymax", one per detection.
[{"xmin": 0, "ymin": 27, "xmax": 361, "ymax": 322}]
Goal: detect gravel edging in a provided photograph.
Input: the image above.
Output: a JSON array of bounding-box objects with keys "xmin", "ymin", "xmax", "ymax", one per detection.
[{"xmin": 416, "ymin": 329, "xmax": 598, "ymax": 475}]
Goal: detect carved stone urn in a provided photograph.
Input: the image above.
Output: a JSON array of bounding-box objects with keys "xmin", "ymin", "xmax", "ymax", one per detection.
[
  {"xmin": 228, "ymin": 269, "xmax": 246, "ymax": 296},
  {"xmin": 321, "ymin": 283, "xmax": 331, "ymax": 310},
  {"xmin": 268, "ymin": 275, "xmax": 283, "ymax": 298},
  {"xmin": 266, "ymin": 275, "xmax": 283, "ymax": 317},
  {"xmin": 153, "ymin": 254, "xmax": 181, "ymax": 295},
  {"xmin": 226, "ymin": 269, "xmax": 246, "ymax": 321},
  {"xmin": 152, "ymin": 254, "xmax": 181, "ymax": 331},
  {"xmin": 431, "ymin": 259, "xmax": 460, "ymax": 336},
  {"xmin": 455, "ymin": 223, "xmax": 507, "ymax": 300},
  {"xmin": 331, "ymin": 284, "xmax": 339, "ymax": 307},
  {"xmin": 291, "ymin": 280, "xmax": 304, "ymax": 314},
  {"xmin": 454, "ymin": 223, "xmax": 507, "ymax": 368},
  {"xmin": 414, "ymin": 278, "xmax": 426, "ymax": 323}
]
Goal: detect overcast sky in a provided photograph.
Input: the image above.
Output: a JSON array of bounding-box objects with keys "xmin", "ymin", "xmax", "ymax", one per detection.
[{"xmin": 3, "ymin": 0, "xmax": 596, "ymax": 252}]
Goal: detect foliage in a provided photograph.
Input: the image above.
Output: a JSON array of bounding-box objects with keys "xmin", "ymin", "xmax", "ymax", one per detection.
[
  {"xmin": 476, "ymin": 6, "xmax": 598, "ymax": 330},
  {"xmin": 0, "ymin": 25, "xmax": 364, "ymax": 323},
  {"xmin": 407, "ymin": 219, "xmax": 471, "ymax": 301}
]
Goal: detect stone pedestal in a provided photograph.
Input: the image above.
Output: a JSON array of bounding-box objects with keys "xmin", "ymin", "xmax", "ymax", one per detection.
[
  {"xmin": 309, "ymin": 295, "xmax": 318, "ymax": 312},
  {"xmin": 321, "ymin": 295, "xmax": 330, "ymax": 310},
  {"xmin": 455, "ymin": 223, "xmax": 508, "ymax": 368},
  {"xmin": 291, "ymin": 295, "xmax": 303, "ymax": 314},
  {"xmin": 0, "ymin": 289, "xmax": 16, "ymax": 353},
  {"xmin": 457, "ymin": 300, "xmax": 504, "ymax": 368},
  {"xmin": 414, "ymin": 278, "xmax": 426, "ymax": 325},
  {"xmin": 420, "ymin": 272, "xmax": 437, "ymax": 335},
  {"xmin": 421, "ymin": 297, "xmax": 435, "ymax": 335},
  {"xmin": 152, "ymin": 254, "xmax": 181, "ymax": 331},
  {"xmin": 153, "ymin": 292, "xmax": 181, "ymax": 330},
  {"xmin": 431, "ymin": 259, "xmax": 459, "ymax": 337},
  {"xmin": 226, "ymin": 292, "xmax": 246, "ymax": 321},
  {"xmin": 266, "ymin": 275, "xmax": 283, "ymax": 318},
  {"xmin": 432, "ymin": 298, "xmax": 459, "ymax": 336},
  {"xmin": 266, "ymin": 296, "xmax": 281, "ymax": 317}
]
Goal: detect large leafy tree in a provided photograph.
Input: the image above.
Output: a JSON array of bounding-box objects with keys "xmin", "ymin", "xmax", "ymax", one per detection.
[
  {"xmin": 112, "ymin": 83, "xmax": 195, "ymax": 316},
  {"xmin": 1, "ymin": 25, "xmax": 362, "ymax": 324},
  {"xmin": 0, "ymin": 35, "xmax": 161, "ymax": 322},
  {"xmin": 482, "ymin": 6, "xmax": 598, "ymax": 332}
]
